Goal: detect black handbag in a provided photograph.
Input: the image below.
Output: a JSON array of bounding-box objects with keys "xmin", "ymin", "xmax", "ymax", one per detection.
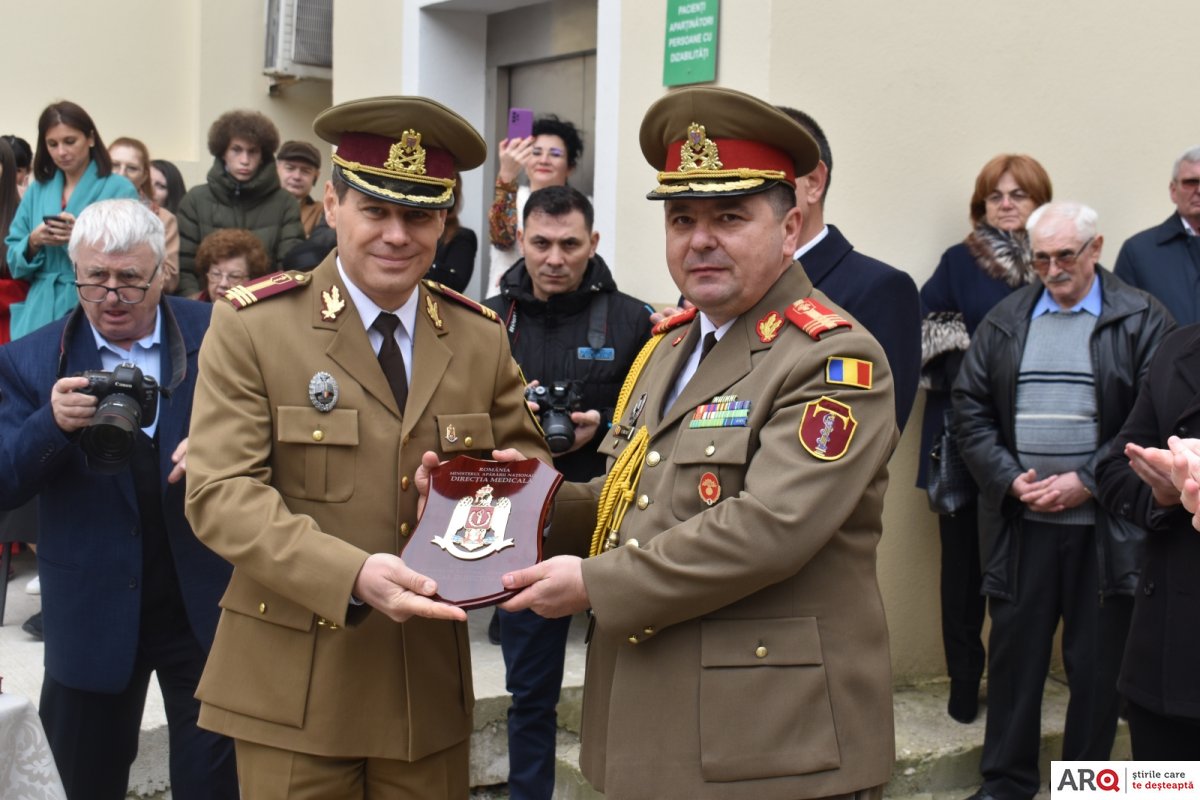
[{"xmin": 926, "ymin": 409, "xmax": 975, "ymax": 515}]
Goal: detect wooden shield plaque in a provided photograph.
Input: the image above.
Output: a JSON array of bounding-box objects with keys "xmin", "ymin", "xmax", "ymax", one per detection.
[{"xmin": 402, "ymin": 455, "xmax": 563, "ymax": 609}]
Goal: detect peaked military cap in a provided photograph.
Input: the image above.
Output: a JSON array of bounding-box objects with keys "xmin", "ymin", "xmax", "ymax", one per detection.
[
  {"xmin": 313, "ymin": 96, "xmax": 486, "ymax": 209},
  {"xmin": 639, "ymin": 86, "xmax": 819, "ymax": 200}
]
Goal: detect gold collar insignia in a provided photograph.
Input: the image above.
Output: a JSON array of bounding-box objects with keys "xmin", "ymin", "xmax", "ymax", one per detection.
[{"xmin": 321, "ymin": 285, "xmax": 345, "ymax": 321}]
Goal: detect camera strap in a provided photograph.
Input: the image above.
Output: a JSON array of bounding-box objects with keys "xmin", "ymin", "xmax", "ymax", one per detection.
[{"xmin": 57, "ymin": 300, "xmax": 188, "ymax": 397}]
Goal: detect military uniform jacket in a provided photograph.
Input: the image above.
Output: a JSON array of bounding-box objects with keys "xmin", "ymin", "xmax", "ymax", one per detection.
[
  {"xmin": 551, "ymin": 263, "xmax": 898, "ymax": 799},
  {"xmin": 185, "ymin": 254, "xmax": 549, "ymax": 760}
]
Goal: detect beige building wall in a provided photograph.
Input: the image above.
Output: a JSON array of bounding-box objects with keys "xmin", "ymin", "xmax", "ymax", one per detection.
[{"xmin": 5, "ymin": 0, "xmax": 1195, "ymax": 683}]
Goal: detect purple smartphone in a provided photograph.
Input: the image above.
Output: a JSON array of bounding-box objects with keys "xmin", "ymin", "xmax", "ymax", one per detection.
[{"xmin": 507, "ymin": 108, "xmax": 533, "ymax": 140}]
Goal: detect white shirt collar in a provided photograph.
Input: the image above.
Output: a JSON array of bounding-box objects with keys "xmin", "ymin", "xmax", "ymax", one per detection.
[
  {"xmin": 335, "ymin": 257, "xmax": 419, "ymax": 340},
  {"xmin": 793, "ymin": 224, "xmax": 830, "ymax": 261}
]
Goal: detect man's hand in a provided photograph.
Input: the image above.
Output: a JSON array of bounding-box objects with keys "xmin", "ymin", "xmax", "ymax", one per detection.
[
  {"xmin": 1167, "ymin": 437, "xmax": 1200, "ymax": 524},
  {"xmin": 50, "ymin": 376, "xmax": 96, "ymax": 433},
  {"xmin": 563, "ymin": 409, "xmax": 602, "ymax": 454},
  {"xmin": 352, "ymin": 553, "xmax": 466, "ymax": 623},
  {"xmin": 167, "ymin": 437, "xmax": 188, "ymax": 484},
  {"xmin": 648, "ymin": 300, "xmax": 695, "ymax": 326},
  {"xmin": 1011, "ymin": 467, "xmax": 1089, "ymax": 513},
  {"xmin": 500, "ymin": 555, "xmax": 590, "ymax": 618},
  {"xmin": 1125, "ymin": 442, "xmax": 1180, "ymax": 507}
]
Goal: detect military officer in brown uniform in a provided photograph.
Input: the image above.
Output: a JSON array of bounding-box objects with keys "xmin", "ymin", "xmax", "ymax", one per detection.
[
  {"xmin": 500, "ymin": 88, "xmax": 899, "ymax": 799},
  {"xmin": 185, "ymin": 96, "xmax": 550, "ymax": 798}
]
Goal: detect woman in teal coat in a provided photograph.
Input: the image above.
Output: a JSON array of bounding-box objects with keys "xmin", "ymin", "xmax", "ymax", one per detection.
[{"xmin": 4, "ymin": 101, "xmax": 137, "ymax": 340}]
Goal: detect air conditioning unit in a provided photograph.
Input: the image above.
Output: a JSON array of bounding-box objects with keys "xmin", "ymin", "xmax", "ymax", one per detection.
[{"xmin": 264, "ymin": 0, "xmax": 333, "ymax": 81}]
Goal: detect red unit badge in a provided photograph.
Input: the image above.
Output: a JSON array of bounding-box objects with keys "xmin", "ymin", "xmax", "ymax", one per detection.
[
  {"xmin": 756, "ymin": 311, "xmax": 784, "ymax": 343},
  {"xmin": 798, "ymin": 396, "xmax": 857, "ymax": 461},
  {"xmin": 698, "ymin": 471, "xmax": 721, "ymax": 505}
]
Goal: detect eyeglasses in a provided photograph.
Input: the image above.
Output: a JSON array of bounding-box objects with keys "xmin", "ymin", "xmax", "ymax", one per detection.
[
  {"xmin": 74, "ymin": 263, "xmax": 160, "ymax": 304},
  {"xmin": 207, "ymin": 270, "xmax": 249, "ymax": 284},
  {"xmin": 985, "ymin": 189, "xmax": 1031, "ymax": 205},
  {"xmin": 531, "ymin": 147, "xmax": 565, "ymax": 159},
  {"xmin": 1032, "ymin": 237, "xmax": 1094, "ymax": 270},
  {"xmin": 1175, "ymin": 177, "xmax": 1200, "ymax": 191}
]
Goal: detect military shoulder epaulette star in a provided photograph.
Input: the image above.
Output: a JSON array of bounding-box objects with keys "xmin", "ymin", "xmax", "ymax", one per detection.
[
  {"xmin": 422, "ymin": 280, "xmax": 499, "ymax": 323},
  {"xmin": 223, "ymin": 270, "xmax": 311, "ymax": 310},
  {"xmin": 651, "ymin": 305, "xmax": 698, "ymax": 336},
  {"xmin": 785, "ymin": 297, "xmax": 852, "ymax": 340}
]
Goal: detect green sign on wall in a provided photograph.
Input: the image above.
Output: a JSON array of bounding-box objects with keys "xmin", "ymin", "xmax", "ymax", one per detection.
[{"xmin": 663, "ymin": 0, "xmax": 719, "ymax": 87}]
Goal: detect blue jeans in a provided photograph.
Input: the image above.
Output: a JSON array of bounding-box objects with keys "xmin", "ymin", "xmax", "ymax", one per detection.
[{"xmin": 498, "ymin": 608, "xmax": 572, "ymax": 800}]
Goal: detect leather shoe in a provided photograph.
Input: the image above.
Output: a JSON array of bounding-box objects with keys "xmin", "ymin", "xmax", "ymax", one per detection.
[
  {"xmin": 948, "ymin": 679, "xmax": 979, "ymax": 723},
  {"xmin": 21, "ymin": 611, "xmax": 43, "ymax": 640},
  {"xmin": 487, "ymin": 608, "xmax": 501, "ymax": 645}
]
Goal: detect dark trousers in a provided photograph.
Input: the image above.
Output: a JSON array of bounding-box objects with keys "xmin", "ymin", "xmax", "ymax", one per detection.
[
  {"xmin": 979, "ymin": 520, "xmax": 1110, "ymax": 800},
  {"xmin": 498, "ymin": 608, "xmax": 572, "ymax": 800},
  {"xmin": 938, "ymin": 502, "xmax": 986, "ymax": 687},
  {"xmin": 40, "ymin": 627, "xmax": 238, "ymax": 800},
  {"xmin": 1126, "ymin": 700, "xmax": 1200, "ymax": 759}
]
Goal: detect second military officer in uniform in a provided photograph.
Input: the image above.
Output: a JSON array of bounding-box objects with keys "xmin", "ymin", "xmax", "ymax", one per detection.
[
  {"xmin": 499, "ymin": 87, "xmax": 899, "ymax": 799},
  {"xmin": 185, "ymin": 96, "xmax": 550, "ymax": 797}
]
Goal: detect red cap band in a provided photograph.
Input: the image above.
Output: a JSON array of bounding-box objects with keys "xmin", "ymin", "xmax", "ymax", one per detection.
[
  {"xmin": 335, "ymin": 131, "xmax": 456, "ymax": 179},
  {"xmin": 663, "ymin": 138, "xmax": 794, "ymax": 181}
]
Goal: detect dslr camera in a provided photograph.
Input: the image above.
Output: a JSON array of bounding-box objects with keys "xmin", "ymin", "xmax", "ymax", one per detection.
[
  {"xmin": 525, "ymin": 380, "xmax": 584, "ymax": 454},
  {"xmin": 75, "ymin": 362, "xmax": 160, "ymax": 473}
]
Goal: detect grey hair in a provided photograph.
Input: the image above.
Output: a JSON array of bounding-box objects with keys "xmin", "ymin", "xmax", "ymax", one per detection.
[
  {"xmin": 68, "ymin": 198, "xmax": 165, "ymax": 267},
  {"xmin": 1172, "ymin": 145, "xmax": 1200, "ymax": 182},
  {"xmin": 1026, "ymin": 201, "xmax": 1098, "ymax": 244}
]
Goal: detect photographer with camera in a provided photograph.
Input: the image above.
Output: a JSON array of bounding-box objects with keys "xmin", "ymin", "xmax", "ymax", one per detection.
[
  {"xmin": 0, "ymin": 199, "xmax": 237, "ymax": 798},
  {"xmin": 484, "ymin": 185, "xmax": 653, "ymax": 800}
]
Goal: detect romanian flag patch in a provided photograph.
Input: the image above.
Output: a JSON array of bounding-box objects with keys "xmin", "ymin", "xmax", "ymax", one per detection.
[{"xmin": 825, "ymin": 357, "xmax": 873, "ymax": 389}]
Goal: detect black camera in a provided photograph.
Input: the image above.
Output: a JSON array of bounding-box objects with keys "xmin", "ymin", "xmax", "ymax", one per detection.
[
  {"xmin": 75, "ymin": 362, "xmax": 160, "ymax": 474},
  {"xmin": 525, "ymin": 380, "xmax": 583, "ymax": 454}
]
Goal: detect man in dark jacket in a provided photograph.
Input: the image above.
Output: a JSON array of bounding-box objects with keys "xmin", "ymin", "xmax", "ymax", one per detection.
[
  {"xmin": 1114, "ymin": 145, "xmax": 1200, "ymax": 325},
  {"xmin": 0, "ymin": 199, "xmax": 236, "ymax": 798},
  {"xmin": 483, "ymin": 185, "xmax": 653, "ymax": 800},
  {"xmin": 778, "ymin": 106, "xmax": 920, "ymax": 431},
  {"xmin": 1095, "ymin": 326, "xmax": 1200, "ymax": 758},
  {"xmin": 954, "ymin": 202, "xmax": 1173, "ymax": 800},
  {"xmin": 177, "ymin": 110, "xmax": 304, "ymax": 294}
]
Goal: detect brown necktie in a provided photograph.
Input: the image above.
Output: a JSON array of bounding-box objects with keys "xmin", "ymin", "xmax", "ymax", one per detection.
[
  {"xmin": 372, "ymin": 312, "xmax": 408, "ymax": 412},
  {"xmin": 699, "ymin": 331, "xmax": 718, "ymax": 362}
]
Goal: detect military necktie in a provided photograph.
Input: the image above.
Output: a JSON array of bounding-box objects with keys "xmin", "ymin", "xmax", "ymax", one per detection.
[{"xmin": 372, "ymin": 312, "xmax": 409, "ymax": 412}]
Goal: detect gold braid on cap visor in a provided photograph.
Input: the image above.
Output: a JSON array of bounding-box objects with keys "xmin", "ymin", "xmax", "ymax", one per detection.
[
  {"xmin": 651, "ymin": 167, "xmax": 788, "ymax": 195},
  {"xmin": 331, "ymin": 153, "xmax": 455, "ymax": 205}
]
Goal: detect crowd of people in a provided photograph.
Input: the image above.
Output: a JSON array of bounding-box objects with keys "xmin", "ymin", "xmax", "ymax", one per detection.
[{"xmin": 1, "ymin": 85, "xmax": 1199, "ymax": 800}]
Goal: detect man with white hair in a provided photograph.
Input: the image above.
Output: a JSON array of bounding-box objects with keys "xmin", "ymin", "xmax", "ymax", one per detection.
[
  {"xmin": 0, "ymin": 198, "xmax": 236, "ymax": 798},
  {"xmin": 1114, "ymin": 145, "xmax": 1200, "ymax": 324},
  {"xmin": 953, "ymin": 202, "xmax": 1173, "ymax": 800}
]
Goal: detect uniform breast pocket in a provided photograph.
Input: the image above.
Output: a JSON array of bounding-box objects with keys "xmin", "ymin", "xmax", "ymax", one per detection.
[
  {"xmin": 435, "ymin": 413, "xmax": 497, "ymax": 455},
  {"xmin": 699, "ymin": 617, "xmax": 841, "ymax": 781},
  {"xmin": 669, "ymin": 426, "xmax": 752, "ymax": 518},
  {"xmin": 275, "ymin": 406, "xmax": 358, "ymax": 502}
]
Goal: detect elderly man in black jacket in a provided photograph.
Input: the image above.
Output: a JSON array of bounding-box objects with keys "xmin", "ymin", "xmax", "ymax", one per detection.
[
  {"xmin": 484, "ymin": 185, "xmax": 653, "ymax": 800},
  {"xmin": 954, "ymin": 201, "xmax": 1173, "ymax": 800}
]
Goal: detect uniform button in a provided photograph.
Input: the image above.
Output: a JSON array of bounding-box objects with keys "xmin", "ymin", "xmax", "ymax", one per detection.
[
  {"xmin": 464, "ymin": 435, "xmax": 474, "ymax": 447},
  {"xmin": 755, "ymin": 645, "xmax": 768, "ymax": 658},
  {"xmin": 400, "ymin": 476, "xmax": 411, "ymax": 491},
  {"xmin": 646, "ymin": 451, "xmax": 661, "ymax": 467},
  {"xmin": 636, "ymin": 495, "xmax": 649, "ymax": 510},
  {"xmin": 643, "ymin": 626, "xmax": 654, "ymax": 636},
  {"xmin": 627, "ymin": 635, "xmax": 640, "ymax": 645},
  {"xmin": 312, "ymin": 430, "xmax": 324, "ymax": 442},
  {"xmin": 625, "ymin": 538, "xmax": 639, "ymax": 548},
  {"xmin": 259, "ymin": 602, "xmax": 268, "ymax": 614},
  {"xmin": 400, "ymin": 523, "xmax": 411, "ymax": 536},
  {"xmin": 128, "ymin": 578, "xmax": 138, "ymax": 589},
  {"xmin": 704, "ymin": 444, "xmax": 716, "ymax": 457}
]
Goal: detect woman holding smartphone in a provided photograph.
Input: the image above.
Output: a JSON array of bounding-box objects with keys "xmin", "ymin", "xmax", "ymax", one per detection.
[{"xmin": 3, "ymin": 101, "xmax": 138, "ymax": 340}]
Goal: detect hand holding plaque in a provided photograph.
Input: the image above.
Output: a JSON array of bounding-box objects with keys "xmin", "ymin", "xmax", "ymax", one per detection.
[{"xmin": 402, "ymin": 455, "xmax": 562, "ymax": 609}]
